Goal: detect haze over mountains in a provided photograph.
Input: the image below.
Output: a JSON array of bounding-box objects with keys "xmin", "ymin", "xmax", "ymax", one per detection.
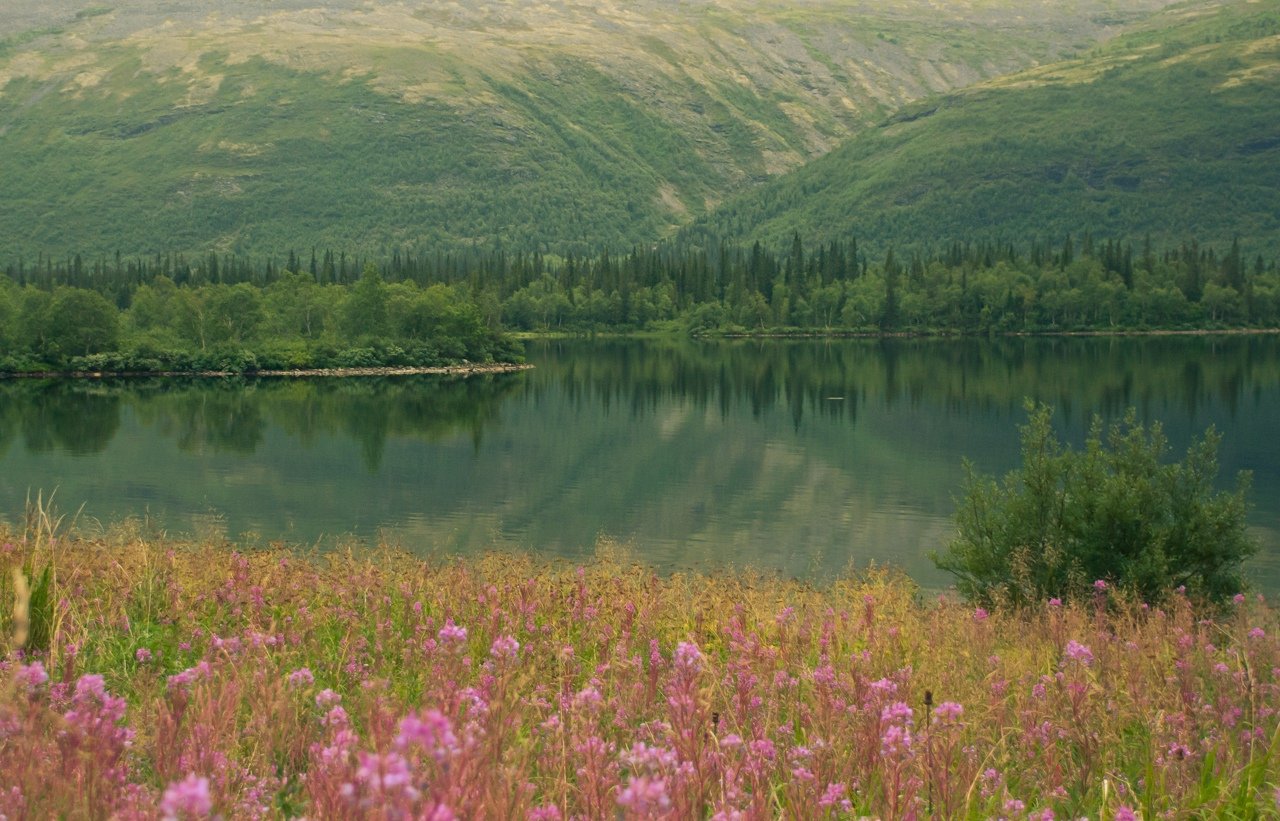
[{"xmin": 0, "ymin": 0, "xmax": 1273, "ymax": 259}]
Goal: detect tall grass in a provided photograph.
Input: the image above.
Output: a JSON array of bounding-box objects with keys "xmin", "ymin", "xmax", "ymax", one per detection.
[{"xmin": 1, "ymin": 527, "xmax": 1277, "ymax": 817}]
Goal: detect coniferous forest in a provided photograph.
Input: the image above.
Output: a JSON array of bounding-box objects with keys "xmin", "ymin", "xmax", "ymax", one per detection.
[{"xmin": 3, "ymin": 233, "xmax": 1276, "ymax": 373}]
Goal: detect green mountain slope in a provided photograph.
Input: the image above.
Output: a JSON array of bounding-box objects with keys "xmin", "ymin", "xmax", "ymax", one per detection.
[
  {"xmin": 697, "ymin": 0, "xmax": 1280, "ymax": 252},
  {"xmin": 0, "ymin": 0, "xmax": 1177, "ymax": 258}
]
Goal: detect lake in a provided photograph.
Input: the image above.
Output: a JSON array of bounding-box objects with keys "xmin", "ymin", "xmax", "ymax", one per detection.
[{"xmin": 1, "ymin": 335, "xmax": 1278, "ymax": 591}]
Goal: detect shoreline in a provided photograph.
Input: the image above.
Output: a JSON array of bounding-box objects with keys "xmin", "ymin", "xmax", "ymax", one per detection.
[
  {"xmin": 0, "ymin": 362, "xmax": 534, "ymax": 380},
  {"xmin": 707, "ymin": 327, "xmax": 1280, "ymax": 340},
  {"xmin": 515, "ymin": 326, "xmax": 1280, "ymax": 341}
]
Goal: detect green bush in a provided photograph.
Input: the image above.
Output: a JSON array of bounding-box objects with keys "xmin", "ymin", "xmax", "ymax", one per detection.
[{"xmin": 933, "ymin": 402, "xmax": 1256, "ymax": 607}]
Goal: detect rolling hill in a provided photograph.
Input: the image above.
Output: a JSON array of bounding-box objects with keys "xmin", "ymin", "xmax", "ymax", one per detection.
[
  {"xmin": 0, "ymin": 0, "xmax": 1178, "ymax": 259},
  {"xmin": 696, "ymin": 0, "xmax": 1280, "ymax": 253}
]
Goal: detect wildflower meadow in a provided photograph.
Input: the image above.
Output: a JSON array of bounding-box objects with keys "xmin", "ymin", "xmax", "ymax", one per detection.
[{"xmin": 1, "ymin": 525, "xmax": 1278, "ymax": 819}]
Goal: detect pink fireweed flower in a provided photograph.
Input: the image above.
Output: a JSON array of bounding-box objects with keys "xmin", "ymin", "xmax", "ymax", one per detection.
[
  {"xmin": 1064, "ymin": 640, "xmax": 1094, "ymax": 666},
  {"xmin": 396, "ymin": 710, "xmax": 459, "ymax": 763},
  {"xmin": 1233, "ymin": 593, "xmax": 1247, "ymax": 605},
  {"xmin": 623, "ymin": 742, "xmax": 679, "ymax": 771},
  {"xmin": 1048, "ymin": 597, "xmax": 1062, "ymax": 607},
  {"xmin": 316, "ymin": 688, "xmax": 342, "ymax": 708},
  {"xmin": 933, "ymin": 701, "xmax": 964, "ymax": 722},
  {"xmin": 160, "ymin": 773, "xmax": 213, "ymax": 820},
  {"xmin": 288, "ymin": 667, "xmax": 315, "ymax": 688},
  {"xmin": 973, "ymin": 607, "xmax": 989, "ymax": 622},
  {"xmin": 868, "ymin": 677, "xmax": 897, "ymax": 698},
  {"xmin": 881, "ymin": 701, "xmax": 914, "ymax": 725},
  {"xmin": 437, "ymin": 619, "xmax": 467, "ymax": 646},
  {"xmin": 349, "ymin": 751, "xmax": 420, "ymax": 804},
  {"xmin": 489, "ymin": 635, "xmax": 520, "ymax": 661},
  {"xmin": 528, "ymin": 804, "xmax": 562, "ymax": 821},
  {"xmin": 748, "ymin": 738, "xmax": 776, "ymax": 761},
  {"xmin": 16, "ymin": 660, "xmax": 48, "ymax": 690},
  {"xmin": 880, "ymin": 723, "xmax": 913, "ymax": 756},
  {"xmin": 1094, "ymin": 579, "xmax": 1109, "ymax": 592},
  {"xmin": 167, "ymin": 661, "xmax": 211, "ymax": 692},
  {"xmin": 818, "ymin": 782, "xmax": 852, "ymax": 812},
  {"xmin": 75, "ymin": 673, "xmax": 107, "ymax": 702},
  {"xmin": 134, "ymin": 648, "xmax": 153, "ymax": 664},
  {"xmin": 1249, "ymin": 627, "xmax": 1266, "ymax": 639},
  {"xmin": 1114, "ymin": 806, "xmax": 1137, "ymax": 821},
  {"xmin": 673, "ymin": 641, "xmax": 703, "ymax": 675},
  {"xmin": 323, "ymin": 705, "xmax": 350, "ymax": 729},
  {"xmin": 617, "ymin": 775, "xmax": 670, "ymax": 814}
]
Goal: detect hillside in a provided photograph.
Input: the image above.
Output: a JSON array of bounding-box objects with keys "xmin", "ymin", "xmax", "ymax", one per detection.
[
  {"xmin": 0, "ymin": 0, "xmax": 1177, "ymax": 259},
  {"xmin": 696, "ymin": 0, "xmax": 1280, "ymax": 253}
]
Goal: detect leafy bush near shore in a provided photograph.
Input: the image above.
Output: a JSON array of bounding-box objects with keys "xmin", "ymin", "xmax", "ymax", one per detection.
[
  {"xmin": 1, "ymin": 531, "xmax": 1278, "ymax": 817},
  {"xmin": 935, "ymin": 403, "xmax": 1257, "ymax": 608}
]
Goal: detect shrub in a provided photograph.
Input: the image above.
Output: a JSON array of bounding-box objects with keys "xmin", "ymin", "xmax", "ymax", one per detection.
[{"xmin": 933, "ymin": 402, "xmax": 1256, "ymax": 607}]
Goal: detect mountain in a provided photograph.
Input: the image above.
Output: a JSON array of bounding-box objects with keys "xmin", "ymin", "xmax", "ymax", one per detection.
[
  {"xmin": 0, "ymin": 0, "xmax": 1178, "ymax": 259},
  {"xmin": 696, "ymin": 0, "xmax": 1280, "ymax": 253}
]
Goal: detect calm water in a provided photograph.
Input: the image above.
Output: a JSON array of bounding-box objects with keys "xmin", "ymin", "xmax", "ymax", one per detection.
[{"xmin": 1, "ymin": 336, "xmax": 1279, "ymax": 591}]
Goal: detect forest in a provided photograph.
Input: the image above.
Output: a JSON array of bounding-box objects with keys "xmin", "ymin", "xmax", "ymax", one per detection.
[
  {"xmin": 0, "ymin": 265, "xmax": 522, "ymax": 374},
  {"xmin": 3, "ymin": 233, "xmax": 1276, "ymax": 367}
]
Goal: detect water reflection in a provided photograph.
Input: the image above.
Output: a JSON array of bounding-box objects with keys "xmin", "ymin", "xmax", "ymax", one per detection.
[
  {"xmin": 0, "ymin": 336, "xmax": 1276, "ymax": 590},
  {"xmin": 523, "ymin": 336, "xmax": 1280, "ymax": 431}
]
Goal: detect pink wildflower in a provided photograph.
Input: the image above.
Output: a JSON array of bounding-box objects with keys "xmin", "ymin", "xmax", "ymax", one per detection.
[
  {"xmin": 881, "ymin": 701, "xmax": 914, "ymax": 725},
  {"xmin": 973, "ymin": 607, "xmax": 989, "ymax": 622},
  {"xmin": 1094, "ymin": 580, "xmax": 1109, "ymax": 592},
  {"xmin": 437, "ymin": 619, "xmax": 467, "ymax": 646},
  {"xmin": 316, "ymin": 688, "xmax": 342, "ymax": 708},
  {"xmin": 134, "ymin": 648, "xmax": 153, "ymax": 664},
  {"xmin": 1249, "ymin": 627, "xmax": 1266, "ymax": 639},
  {"xmin": 349, "ymin": 751, "xmax": 420, "ymax": 804},
  {"xmin": 1114, "ymin": 806, "xmax": 1137, "ymax": 821},
  {"xmin": 288, "ymin": 667, "xmax": 314, "ymax": 688},
  {"xmin": 75, "ymin": 673, "xmax": 107, "ymax": 702},
  {"xmin": 617, "ymin": 775, "xmax": 670, "ymax": 814},
  {"xmin": 880, "ymin": 723, "xmax": 913, "ymax": 756},
  {"xmin": 1064, "ymin": 640, "xmax": 1094, "ymax": 666},
  {"xmin": 933, "ymin": 701, "xmax": 964, "ymax": 722},
  {"xmin": 818, "ymin": 782, "xmax": 852, "ymax": 812},
  {"xmin": 396, "ymin": 710, "xmax": 458, "ymax": 762},
  {"xmin": 674, "ymin": 641, "xmax": 703, "ymax": 674},
  {"xmin": 160, "ymin": 773, "xmax": 212, "ymax": 820},
  {"xmin": 489, "ymin": 635, "xmax": 520, "ymax": 661},
  {"xmin": 1233, "ymin": 593, "xmax": 1247, "ymax": 605},
  {"xmin": 16, "ymin": 661, "xmax": 48, "ymax": 690}
]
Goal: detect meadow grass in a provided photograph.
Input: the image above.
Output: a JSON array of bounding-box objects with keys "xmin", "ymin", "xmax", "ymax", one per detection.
[{"xmin": 1, "ymin": 526, "xmax": 1277, "ymax": 818}]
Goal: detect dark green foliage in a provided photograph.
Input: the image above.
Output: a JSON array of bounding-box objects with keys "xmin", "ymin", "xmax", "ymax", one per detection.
[
  {"xmin": 934, "ymin": 403, "xmax": 1257, "ymax": 607},
  {"xmin": 0, "ymin": 268, "xmax": 520, "ymax": 374}
]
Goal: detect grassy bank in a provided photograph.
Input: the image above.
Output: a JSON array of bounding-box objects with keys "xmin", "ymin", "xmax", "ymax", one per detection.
[{"xmin": 1, "ymin": 528, "xmax": 1278, "ymax": 818}]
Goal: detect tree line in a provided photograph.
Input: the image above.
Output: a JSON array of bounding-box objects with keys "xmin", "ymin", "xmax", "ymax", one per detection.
[
  {"xmin": 0, "ymin": 266, "xmax": 522, "ymax": 374},
  {"xmin": 3, "ymin": 233, "xmax": 1277, "ymax": 341}
]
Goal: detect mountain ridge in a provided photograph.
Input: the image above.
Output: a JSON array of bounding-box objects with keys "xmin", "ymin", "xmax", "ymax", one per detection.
[
  {"xmin": 693, "ymin": 0, "xmax": 1280, "ymax": 254},
  {"xmin": 0, "ymin": 0, "xmax": 1181, "ymax": 258}
]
